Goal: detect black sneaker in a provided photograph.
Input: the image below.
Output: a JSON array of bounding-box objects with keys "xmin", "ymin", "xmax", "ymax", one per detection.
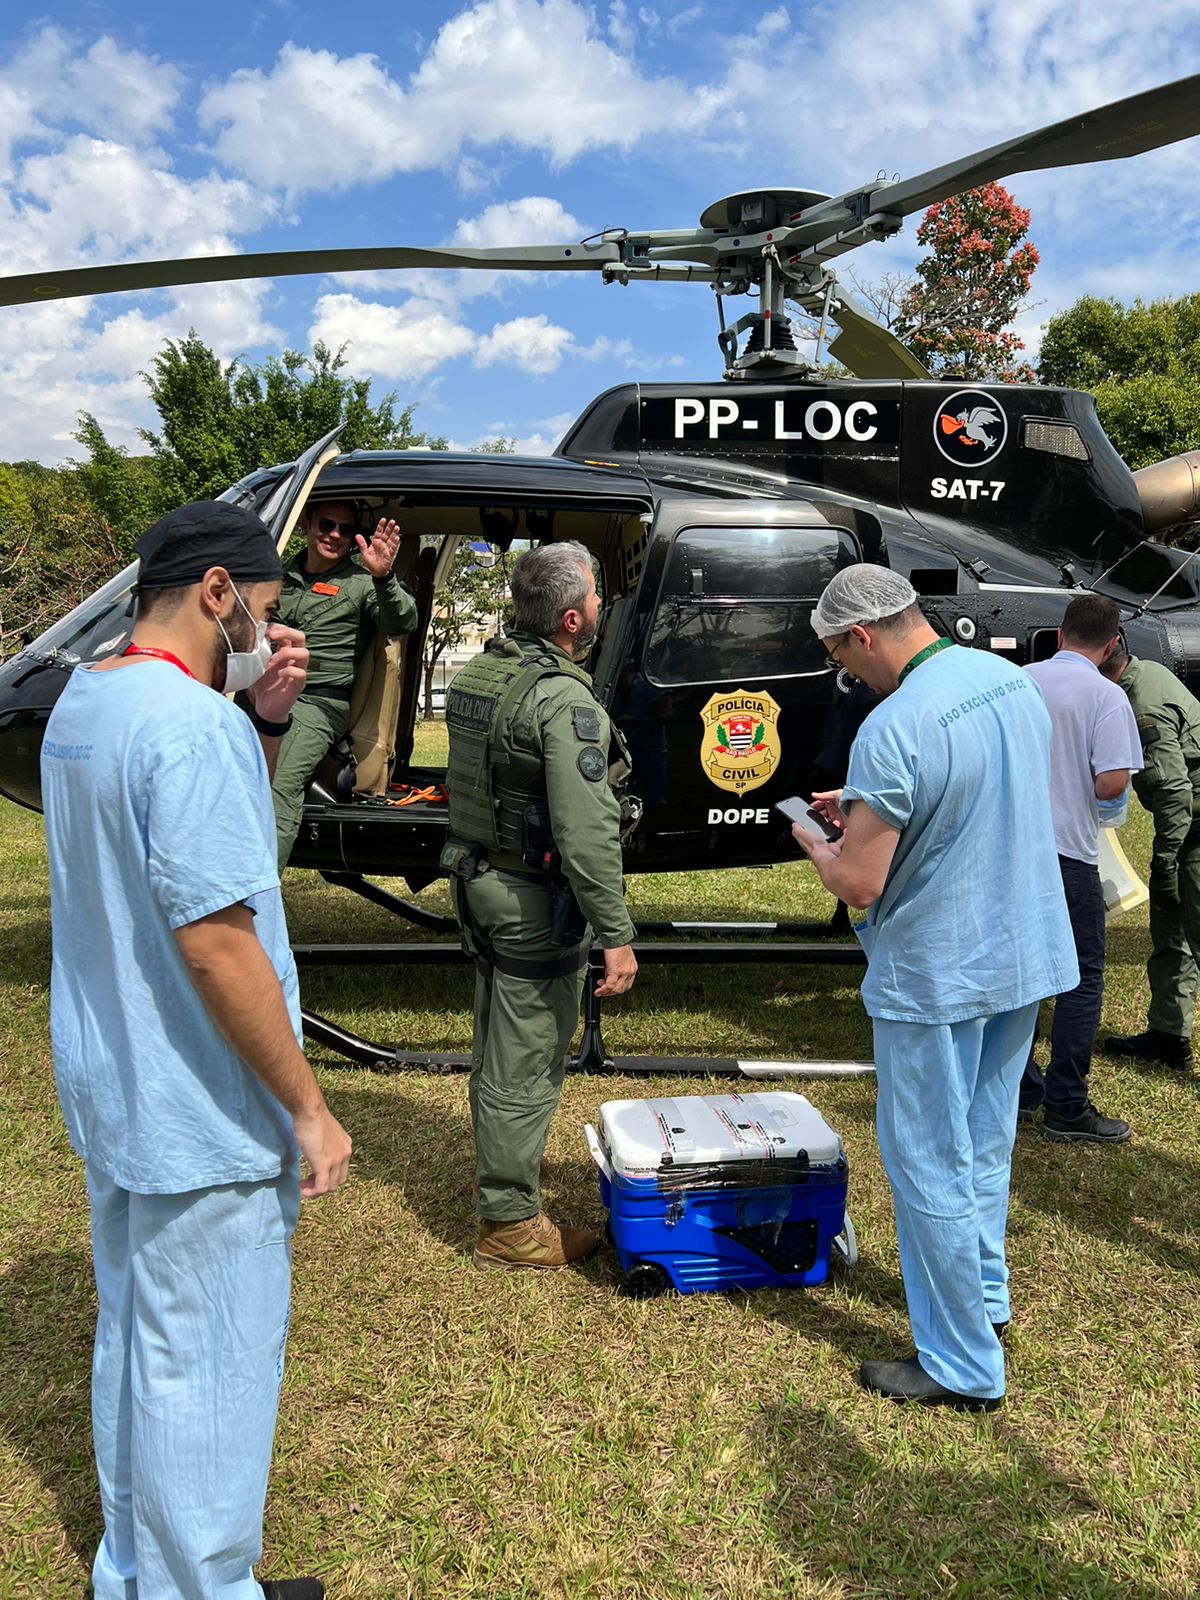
[
  {"xmin": 1105, "ymin": 1028, "xmax": 1193, "ymax": 1071},
  {"xmin": 860, "ymin": 1356, "xmax": 1001, "ymax": 1412},
  {"xmin": 1042, "ymin": 1102, "xmax": 1132, "ymax": 1144},
  {"xmin": 261, "ymin": 1581, "xmax": 324, "ymax": 1600},
  {"xmin": 1016, "ymin": 1104, "xmax": 1041, "ymax": 1126}
]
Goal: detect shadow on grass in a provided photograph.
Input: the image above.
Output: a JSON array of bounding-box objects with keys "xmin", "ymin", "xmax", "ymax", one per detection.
[
  {"xmin": 759, "ymin": 1399, "xmax": 1168, "ymax": 1600},
  {"xmin": 325, "ymin": 1078, "xmax": 479, "ymax": 1259},
  {"xmin": 0, "ymin": 915, "xmax": 52, "ymax": 989},
  {"xmin": 0, "ymin": 1249, "xmax": 98, "ymax": 1570},
  {"xmin": 1009, "ymin": 1128, "xmax": 1200, "ymax": 1278}
]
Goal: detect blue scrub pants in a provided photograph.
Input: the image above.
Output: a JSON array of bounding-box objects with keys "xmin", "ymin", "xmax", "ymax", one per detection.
[
  {"xmin": 873, "ymin": 1003, "xmax": 1037, "ymax": 1400},
  {"xmin": 85, "ymin": 1164, "xmax": 299, "ymax": 1600}
]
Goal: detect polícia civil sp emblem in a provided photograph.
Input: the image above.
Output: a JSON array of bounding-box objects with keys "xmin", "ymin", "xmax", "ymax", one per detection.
[{"xmin": 699, "ymin": 689, "xmax": 782, "ymax": 795}]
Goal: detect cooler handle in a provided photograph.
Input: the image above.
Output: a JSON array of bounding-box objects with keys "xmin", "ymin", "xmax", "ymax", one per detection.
[{"xmin": 583, "ymin": 1122, "xmax": 615, "ymax": 1184}]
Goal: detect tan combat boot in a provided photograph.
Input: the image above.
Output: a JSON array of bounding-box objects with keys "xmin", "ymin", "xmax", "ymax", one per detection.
[{"xmin": 473, "ymin": 1212, "xmax": 600, "ymax": 1271}]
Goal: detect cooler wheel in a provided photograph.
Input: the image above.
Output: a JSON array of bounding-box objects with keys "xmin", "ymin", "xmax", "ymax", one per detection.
[
  {"xmin": 832, "ymin": 1212, "xmax": 858, "ymax": 1269},
  {"xmin": 622, "ymin": 1261, "xmax": 673, "ymax": 1299}
]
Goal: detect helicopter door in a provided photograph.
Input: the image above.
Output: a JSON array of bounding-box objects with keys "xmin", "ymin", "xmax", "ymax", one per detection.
[{"xmin": 257, "ymin": 423, "xmax": 347, "ymax": 553}]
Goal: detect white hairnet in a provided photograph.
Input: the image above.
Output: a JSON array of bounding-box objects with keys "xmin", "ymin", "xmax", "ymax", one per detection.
[{"xmin": 811, "ymin": 564, "xmax": 919, "ymax": 639}]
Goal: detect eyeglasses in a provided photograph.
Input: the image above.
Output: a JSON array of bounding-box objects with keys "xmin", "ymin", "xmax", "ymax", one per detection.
[
  {"xmin": 316, "ymin": 515, "xmax": 356, "ymax": 538},
  {"xmin": 824, "ymin": 637, "xmax": 847, "ymax": 671}
]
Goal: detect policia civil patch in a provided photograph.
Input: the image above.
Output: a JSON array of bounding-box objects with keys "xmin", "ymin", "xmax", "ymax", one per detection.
[
  {"xmin": 578, "ymin": 745, "xmax": 607, "ymax": 782},
  {"xmin": 573, "ymin": 705, "xmax": 602, "ymax": 742}
]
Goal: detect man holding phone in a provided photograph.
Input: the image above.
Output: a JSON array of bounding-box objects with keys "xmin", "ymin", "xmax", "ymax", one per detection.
[{"xmin": 793, "ymin": 564, "xmax": 1075, "ymax": 1412}]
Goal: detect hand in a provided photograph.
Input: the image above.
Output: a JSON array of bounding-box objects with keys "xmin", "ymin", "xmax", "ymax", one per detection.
[
  {"xmin": 595, "ymin": 943, "xmax": 638, "ymax": 998},
  {"xmin": 809, "ymin": 788, "xmax": 849, "ymax": 833},
  {"xmin": 248, "ymin": 623, "xmax": 308, "ymax": 722},
  {"xmin": 357, "ymin": 517, "xmax": 401, "ymax": 579},
  {"xmin": 791, "ymin": 823, "xmax": 845, "ymax": 864},
  {"xmin": 293, "ymin": 1101, "xmax": 352, "ymax": 1198}
]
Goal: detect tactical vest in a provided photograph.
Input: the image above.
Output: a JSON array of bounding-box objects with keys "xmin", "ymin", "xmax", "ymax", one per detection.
[{"xmin": 445, "ymin": 634, "xmax": 632, "ymax": 870}]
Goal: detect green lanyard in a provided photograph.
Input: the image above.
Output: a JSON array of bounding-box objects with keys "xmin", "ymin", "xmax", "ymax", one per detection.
[{"xmin": 898, "ymin": 637, "xmax": 953, "ymax": 685}]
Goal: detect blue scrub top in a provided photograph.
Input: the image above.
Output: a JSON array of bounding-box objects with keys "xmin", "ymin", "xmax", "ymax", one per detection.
[
  {"xmin": 42, "ymin": 661, "xmax": 300, "ymax": 1193},
  {"xmin": 841, "ymin": 645, "xmax": 1078, "ymax": 1024}
]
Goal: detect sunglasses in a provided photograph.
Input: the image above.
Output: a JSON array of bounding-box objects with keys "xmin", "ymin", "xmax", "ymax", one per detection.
[{"xmin": 315, "ymin": 515, "xmax": 357, "ymax": 538}]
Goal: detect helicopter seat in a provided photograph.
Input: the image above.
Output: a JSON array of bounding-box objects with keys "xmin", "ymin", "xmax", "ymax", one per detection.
[{"xmin": 312, "ymin": 632, "xmax": 407, "ymax": 799}]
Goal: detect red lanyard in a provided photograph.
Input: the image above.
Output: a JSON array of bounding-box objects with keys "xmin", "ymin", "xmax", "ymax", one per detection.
[{"xmin": 121, "ymin": 644, "xmax": 196, "ymax": 680}]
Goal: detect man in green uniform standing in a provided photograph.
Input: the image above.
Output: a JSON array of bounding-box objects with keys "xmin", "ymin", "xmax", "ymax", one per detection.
[
  {"xmin": 443, "ymin": 541, "xmax": 638, "ymax": 1271},
  {"xmin": 1102, "ymin": 643, "xmax": 1200, "ymax": 1071},
  {"xmin": 273, "ymin": 499, "xmax": 418, "ymax": 867}
]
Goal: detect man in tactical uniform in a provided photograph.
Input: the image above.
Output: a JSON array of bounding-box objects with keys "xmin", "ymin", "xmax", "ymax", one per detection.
[
  {"xmin": 443, "ymin": 541, "xmax": 638, "ymax": 1271},
  {"xmin": 272, "ymin": 499, "xmax": 418, "ymax": 867},
  {"xmin": 1101, "ymin": 642, "xmax": 1200, "ymax": 1071}
]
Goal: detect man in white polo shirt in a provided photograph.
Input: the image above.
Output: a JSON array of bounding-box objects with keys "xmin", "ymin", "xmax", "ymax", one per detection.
[{"xmin": 1020, "ymin": 595, "xmax": 1143, "ymax": 1142}]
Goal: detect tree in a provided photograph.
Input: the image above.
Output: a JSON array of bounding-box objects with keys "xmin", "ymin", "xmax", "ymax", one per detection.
[
  {"xmin": 139, "ymin": 335, "xmax": 448, "ymax": 507},
  {"xmin": 69, "ymin": 413, "xmax": 158, "ymax": 539},
  {"xmin": 858, "ymin": 183, "xmax": 1039, "ymax": 380},
  {"xmin": 1038, "ymin": 293, "xmax": 1200, "ymax": 469},
  {"xmin": 74, "ymin": 334, "xmax": 450, "ymax": 513},
  {"xmin": 420, "ymin": 543, "xmax": 512, "ymax": 719}
]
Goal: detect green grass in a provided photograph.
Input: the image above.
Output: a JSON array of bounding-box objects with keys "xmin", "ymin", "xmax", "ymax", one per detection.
[{"xmin": 2, "ymin": 752, "xmax": 1199, "ymax": 1598}]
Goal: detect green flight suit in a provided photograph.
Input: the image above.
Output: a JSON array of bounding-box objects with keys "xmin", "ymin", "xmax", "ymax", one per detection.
[
  {"xmin": 445, "ymin": 631, "xmax": 636, "ymax": 1222},
  {"xmin": 272, "ymin": 552, "xmax": 417, "ymax": 867},
  {"xmin": 1117, "ymin": 655, "xmax": 1200, "ymax": 1038}
]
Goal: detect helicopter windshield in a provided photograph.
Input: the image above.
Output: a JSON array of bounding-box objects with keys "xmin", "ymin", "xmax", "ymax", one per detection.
[
  {"xmin": 646, "ymin": 523, "xmax": 857, "ymax": 686},
  {"xmin": 1090, "ymin": 542, "xmax": 1200, "ymax": 611}
]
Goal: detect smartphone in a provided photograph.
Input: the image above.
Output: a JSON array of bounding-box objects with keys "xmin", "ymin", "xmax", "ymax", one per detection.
[{"xmin": 774, "ymin": 795, "xmax": 844, "ymax": 843}]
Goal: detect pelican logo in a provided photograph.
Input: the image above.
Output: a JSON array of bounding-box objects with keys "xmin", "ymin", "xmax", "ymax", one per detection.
[
  {"xmin": 933, "ymin": 390, "xmax": 1008, "ymax": 468},
  {"xmin": 699, "ymin": 689, "xmax": 782, "ymax": 796}
]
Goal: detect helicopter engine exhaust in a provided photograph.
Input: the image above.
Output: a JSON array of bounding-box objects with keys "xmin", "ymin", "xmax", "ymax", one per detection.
[{"xmin": 1133, "ymin": 450, "xmax": 1200, "ymax": 534}]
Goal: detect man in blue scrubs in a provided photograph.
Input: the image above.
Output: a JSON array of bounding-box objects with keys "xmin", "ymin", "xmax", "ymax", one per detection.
[
  {"xmin": 795, "ymin": 565, "xmax": 1076, "ymax": 1411},
  {"xmin": 42, "ymin": 502, "xmax": 352, "ymax": 1599}
]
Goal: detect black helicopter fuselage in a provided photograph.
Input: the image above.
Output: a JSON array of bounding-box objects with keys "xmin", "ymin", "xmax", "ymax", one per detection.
[{"xmin": 3, "ymin": 376, "xmax": 1198, "ymax": 883}]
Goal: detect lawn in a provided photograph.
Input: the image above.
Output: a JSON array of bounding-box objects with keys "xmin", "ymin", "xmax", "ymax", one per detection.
[{"xmin": 1, "ymin": 738, "xmax": 1198, "ymax": 1598}]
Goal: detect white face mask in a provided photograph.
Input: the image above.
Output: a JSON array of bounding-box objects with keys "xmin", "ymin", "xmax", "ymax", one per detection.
[{"xmin": 216, "ymin": 585, "xmax": 273, "ymax": 692}]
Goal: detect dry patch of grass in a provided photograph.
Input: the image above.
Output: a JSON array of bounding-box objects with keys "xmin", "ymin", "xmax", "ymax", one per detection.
[{"xmin": 1, "ymin": 788, "xmax": 1198, "ymax": 1599}]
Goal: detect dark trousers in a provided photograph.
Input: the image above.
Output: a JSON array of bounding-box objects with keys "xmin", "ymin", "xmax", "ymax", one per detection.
[{"xmin": 1020, "ymin": 855, "xmax": 1105, "ymax": 1118}]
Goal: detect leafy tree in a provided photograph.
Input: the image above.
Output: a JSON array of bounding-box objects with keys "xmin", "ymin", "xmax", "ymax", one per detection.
[
  {"xmin": 138, "ymin": 335, "xmax": 447, "ymax": 507},
  {"xmin": 1038, "ymin": 294, "xmax": 1200, "ymax": 469},
  {"xmin": 0, "ymin": 463, "xmax": 33, "ymax": 531},
  {"xmin": 854, "ymin": 183, "xmax": 1039, "ymax": 380},
  {"xmin": 420, "ymin": 543, "xmax": 513, "ymax": 719},
  {"xmin": 0, "ymin": 466, "xmax": 125, "ymax": 659},
  {"xmin": 69, "ymin": 413, "xmax": 158, "ymax": 538}
]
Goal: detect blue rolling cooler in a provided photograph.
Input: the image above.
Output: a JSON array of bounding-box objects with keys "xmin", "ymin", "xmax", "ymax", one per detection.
[{"xmin": 585, "ymin": 1091, "xmax": 855, "ymax": 1297}]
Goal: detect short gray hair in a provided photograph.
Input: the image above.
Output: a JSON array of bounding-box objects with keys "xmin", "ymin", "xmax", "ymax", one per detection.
[{"xmin": 510, "ymin": 540, "xmax": 593, "ymax": 638}]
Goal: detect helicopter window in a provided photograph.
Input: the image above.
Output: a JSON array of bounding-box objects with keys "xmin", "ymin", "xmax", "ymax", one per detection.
[
  {"xmin": 645, "ymin": 525, "xmax": 857, "ymax": 686},
  {"xmin": 23, "ymin": 562, "xmax": 138, "ymax": 662}
]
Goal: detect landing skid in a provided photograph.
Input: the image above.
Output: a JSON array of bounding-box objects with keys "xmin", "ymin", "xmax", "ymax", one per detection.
[{"xmin": 297, "ymin": 872, "xmax": 871, "ymax": 1080}]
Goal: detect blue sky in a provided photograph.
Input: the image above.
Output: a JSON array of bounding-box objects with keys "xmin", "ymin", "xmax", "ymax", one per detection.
[{"xmin": 1, "ymin": 0, "xmax": 1199, "ymax": 466}]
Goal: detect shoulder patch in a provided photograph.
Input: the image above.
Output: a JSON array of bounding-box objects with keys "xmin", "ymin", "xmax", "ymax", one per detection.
[
  {"xmin": 1136, "ymin": 717, "xmax": 1162, "ymax": 745},
  {"xmin": 578, "ymin": 745, "xmax": 607, "ymax": 782},
  {"xmin": 573, "ymin": 705, "xmax": 602, "ymax": 742}
]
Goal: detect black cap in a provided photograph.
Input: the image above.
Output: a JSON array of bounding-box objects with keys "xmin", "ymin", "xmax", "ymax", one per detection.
[{"xmin": 134, "ymin": 501, "xmax": 284, "ymax": 590}]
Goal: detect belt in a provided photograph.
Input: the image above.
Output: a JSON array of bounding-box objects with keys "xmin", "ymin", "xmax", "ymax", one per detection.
[
  {"xmin": 304, "ymin": 682, "xmax": 352, "ymax": 701},
  {"xmin": 477, "ymin": 946, "xmax": 591, "ymax": 981}
]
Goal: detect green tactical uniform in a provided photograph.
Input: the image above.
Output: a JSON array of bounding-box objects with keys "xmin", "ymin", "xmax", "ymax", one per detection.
[
  {"xmin": 443, "ymin": 630, "xmax": 636, "ymax": 1222},
  {"xmin": 272, "ymin": 552, "xmax": 417, "ymax": 868},
  {"xmin": 1117, "ymin": 655, "xmax": 1200, "ymax": 1038}
]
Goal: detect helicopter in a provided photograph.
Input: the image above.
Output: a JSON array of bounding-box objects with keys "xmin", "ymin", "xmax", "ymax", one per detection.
[{"xmin": 2, "ymin": 72, "xmax": 1200, "ymax": 1074}]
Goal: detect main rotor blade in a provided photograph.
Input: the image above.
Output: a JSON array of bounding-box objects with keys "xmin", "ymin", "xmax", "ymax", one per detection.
[
  {"xmin": 865, "ymin": 71, "xmax": 1200, "ymax": 221},
  {"xmin": 0, "ymin": 242, "xmax": 621, "ymax": 309},
  {"xmin": 823, "ymin": 291, "xmax": 930, "ymax": 379}
]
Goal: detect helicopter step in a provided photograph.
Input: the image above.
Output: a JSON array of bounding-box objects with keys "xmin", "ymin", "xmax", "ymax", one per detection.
[{"xmin": 295, "ymin": 936, "xmax": 868, "ymax": 1078}]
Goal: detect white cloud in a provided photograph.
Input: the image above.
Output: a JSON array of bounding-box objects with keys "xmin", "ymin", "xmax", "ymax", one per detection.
[
  {"xmin": 308, "ymin": 292, "xmax": 476, "ymax": 380},
  {"xmin": 0, "ymin": 27, "xmax": 182, "ymax": 174},
  {"xmin": 474, "ymin": 313, "xmax": 574, "ymax": 374},
  {"xmin": 198, "ymin": 1, "xmax": 730, "ymax": 194}
]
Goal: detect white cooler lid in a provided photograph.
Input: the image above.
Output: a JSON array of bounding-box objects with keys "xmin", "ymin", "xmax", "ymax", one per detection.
[{"xmin": 598, "ymin": 1091, "xmax": 842, "ymax": 1180}]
